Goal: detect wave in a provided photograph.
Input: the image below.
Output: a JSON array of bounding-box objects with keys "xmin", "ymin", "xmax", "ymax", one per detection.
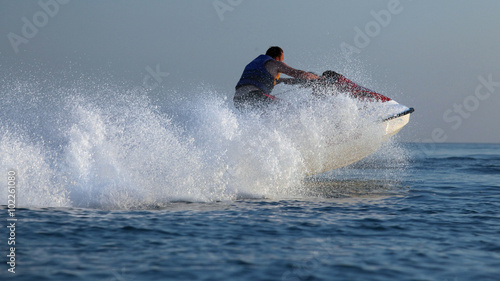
[{"xmin": 0, "ymin": 77, "xmax": 406, "ymax": 209}]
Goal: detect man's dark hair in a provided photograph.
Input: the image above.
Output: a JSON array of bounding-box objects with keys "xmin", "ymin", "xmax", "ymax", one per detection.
[{"xmin": 265, "ymin": 46, "xmax": 283, "ymax": 59}]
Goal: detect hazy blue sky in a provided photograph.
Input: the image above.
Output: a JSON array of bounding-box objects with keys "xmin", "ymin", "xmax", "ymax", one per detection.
[{"xmin": 1, "ymin": 0, "xmax": 499, "ymax": 143}]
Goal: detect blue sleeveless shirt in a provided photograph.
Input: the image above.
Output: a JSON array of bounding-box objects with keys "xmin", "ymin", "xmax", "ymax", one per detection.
[{"xmin": 235, "ymin": 55, "xmax": 276, "ymax": 95}]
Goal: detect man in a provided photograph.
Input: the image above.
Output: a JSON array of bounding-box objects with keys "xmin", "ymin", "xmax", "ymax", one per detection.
[{"xmin": 234, "ymin": 46, "xmax": 320, "ymax": 111}]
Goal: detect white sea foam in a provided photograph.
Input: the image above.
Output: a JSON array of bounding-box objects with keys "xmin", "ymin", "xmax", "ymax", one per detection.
[{"xmin": 0, "ymin": 77, "xmax": 405, "ymax": 209}]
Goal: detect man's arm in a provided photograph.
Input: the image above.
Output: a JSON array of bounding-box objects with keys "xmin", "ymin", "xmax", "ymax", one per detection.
[
  {"xmin": 276, "ymin": 78, "xmax": 306, "ymax": 85},
  {"xmin": 266, "ymin": 60, "xmax": 320, "ymax": 80}
]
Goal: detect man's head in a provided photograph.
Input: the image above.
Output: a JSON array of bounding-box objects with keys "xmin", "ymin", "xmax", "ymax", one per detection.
[{"xmin": 266, "ymin": 46, "xmax": 284, "ymax": 62}]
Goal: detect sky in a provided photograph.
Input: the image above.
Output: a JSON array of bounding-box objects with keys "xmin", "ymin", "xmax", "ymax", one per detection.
[{"xmin": 1, "ymin": 0, "xmax": 500, "ymax": 143}]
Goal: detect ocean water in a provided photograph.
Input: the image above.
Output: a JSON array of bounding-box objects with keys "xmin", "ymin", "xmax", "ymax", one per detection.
[{"xmin": 1, "ymin": 79, "xmax": 500, "ymax": 280}]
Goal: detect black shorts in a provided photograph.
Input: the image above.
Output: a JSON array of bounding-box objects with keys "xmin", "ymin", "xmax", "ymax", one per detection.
[{"xmin": 233, "ymin": 90, "xmax": 275, "ymax": 112}]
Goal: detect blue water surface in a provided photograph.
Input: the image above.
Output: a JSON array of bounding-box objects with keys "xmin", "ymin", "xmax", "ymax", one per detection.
[{"xmin": 2, "ymin": 143, "xmax": 500, "ymax": 281}]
